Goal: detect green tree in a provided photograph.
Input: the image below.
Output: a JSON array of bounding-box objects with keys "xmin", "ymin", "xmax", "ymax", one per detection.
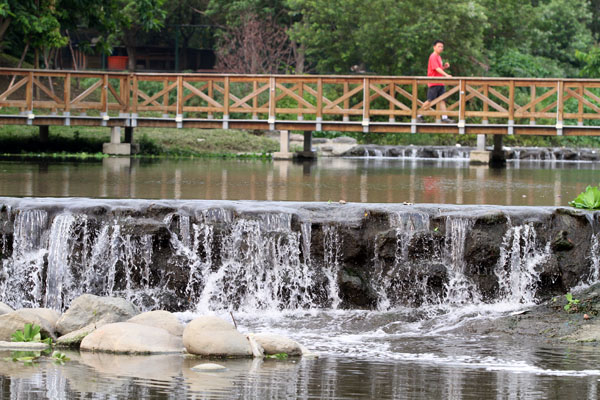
[
  {"xmin": 576, "ymin": 47, "xmax": 600, "ymax": 78},
  {"xmin": 164, "ymin": 0, "xmax": 210, "ymax": 70},
  {"xmin": 529, "ymin": 0, "xmax": 592, "ymax": 69},
  {"xmin": 288, "ymin": 0, "xmax": 487, "ymax": 76},
  {"xmin": 113, "ymin": 0, "xmax": 167, "ymax": 70}
]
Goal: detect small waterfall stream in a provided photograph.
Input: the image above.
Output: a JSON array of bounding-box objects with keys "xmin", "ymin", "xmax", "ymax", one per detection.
[{"xmin": 0, "ymin": 199, "xmax": 599, "ymax": 314}]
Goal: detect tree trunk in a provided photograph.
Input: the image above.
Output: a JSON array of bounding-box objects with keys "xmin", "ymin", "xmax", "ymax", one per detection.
[
  {"xmin": 0, "ymin": 17, "xmax": 11, "ymax": 46},
  {"xmin": 126, "ymin": 46, "xmax": 136, "ymax": 71},
  {"xmin": 292, "ymin": 41, "xmax": 305, "ymax": 74}
]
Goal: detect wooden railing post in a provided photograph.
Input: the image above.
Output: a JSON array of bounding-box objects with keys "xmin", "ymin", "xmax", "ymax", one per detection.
[
  {"xmin": 131, "ymin": 74, "xmax": 138, "ymax": 127},
  {"xmin": 252, "ymin": 80, "xmax": 258, "ymax": 120},
  {"xmin": 362, "ymin": 78, "xmax": 370, "ymax": 133},
  {"xmin": 508, "ymin": 80, "xmax": 515, "ymax": 135},
  {"xmin": 316, "ymin": 78, "xmax": 323, "ymax": 131},
  {"xmin": 482, "ymin": 84, "xmax": 489, "ymax": 124},
  {"xmin": 389, "ymin": 82, "xmax": 395, "ymax": 123},
  {"xmin": 297, "ymin": 82, "xmax": 303, "ymax": 121},
  {"xmin": 119, "ymin": 76, "xmax": 126, "ymax": 114},
  {"xmin": 529, "ymin": 85, "xmax": 536, "ymax": 125},
  {"xmin": 176, "ymin": 75, "xmax": 183, "ymax": 128},
  {"xmin": 343, "ymin": 82, "xmax": 349, "ymax": 122},
  {"xmin": 64, "ymin": 72, "xmax": 71, "ymax": 126},
  {"xmin": 162, "ymin": 78, "xmax": 169, "ymax": 118},
  {"xmin": 458, "ymin": 79, "xmax": 466, "ymax": 134},
  {"xmin": 208, "ymin": 79, "xmax": 214, "ymax": 119},
  {"xmin": 268, "ymin": 76, "xmax": 275, "ymax": 130},
  {"xmin": 578, "ymin": 83, "xmax": 584, "ymax": 126},
  {"xmin": 411, "ymin": 79, "xmax": 418, "ymax": 133},
  {"xmin": 557, "ymin": 80, "xmax": 564, "ymax": 135},
  {"xmin": 25, "ymin": 71, "xmax": 33, "ymax": 113},
  {"xmin": 101, "ymin": 74, "xmax": 108, "ymax": 124},
  {"xmin": 224, "ymin": 76, "xmax": 230, "ymax": 129}
]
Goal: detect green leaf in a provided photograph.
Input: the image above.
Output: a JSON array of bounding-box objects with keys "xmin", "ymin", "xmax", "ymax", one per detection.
[
  {"xmin": 566, "ymin": 293, "xmax": 573, "ymax": 302},
  {"xmin": 569, "ymin": 186, "xmax": 600, "ymax": 210}
]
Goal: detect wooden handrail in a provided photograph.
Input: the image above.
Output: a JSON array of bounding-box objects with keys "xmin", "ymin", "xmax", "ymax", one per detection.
[{"xmin": 1, "ymin": 68, "xmax": 600, "ymax": 136}]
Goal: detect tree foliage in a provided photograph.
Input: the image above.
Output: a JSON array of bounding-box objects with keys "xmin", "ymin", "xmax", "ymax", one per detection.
[{"xmin": 0, "ymin": 0, "xmax": 599, "ymax": 77}]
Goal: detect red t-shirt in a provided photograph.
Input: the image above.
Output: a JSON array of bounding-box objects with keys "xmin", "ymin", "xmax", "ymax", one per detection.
[{"xmin": 427, "ymin": 52, "xmax": 444, "ymax": 87}]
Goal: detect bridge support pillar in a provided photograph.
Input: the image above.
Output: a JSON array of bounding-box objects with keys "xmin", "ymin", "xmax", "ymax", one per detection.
[
  {"xmin": 103, "ymin": 126, "xmax": 131, "ymax": 156},
  {"xmin": 39, "ymin": 126, "xmax": 49, "ymax": 146},
  {"xmin": 124, "ymin": 127, "xmax": 134, "ymax": 144},
  {"xmin": 273, "ymin": 130, "xmax": 293, "ymax": 160},
  {"xmin": 490, "ymin": 134, "xmax": 507, "ymax": 167},
  {"xmin": 296, "ymin": 131, "xmax": 317, "ymax": 159},
  {"xmin": 470, "ymin": 134, "xmax": 491, "ymax": 165}
]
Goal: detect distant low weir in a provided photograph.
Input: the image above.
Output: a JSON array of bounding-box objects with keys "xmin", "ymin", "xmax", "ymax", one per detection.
[
  {"xmin": 0, "ymin": 198, "xmax": 598, "ymax": 313},
  {"xmin": 345, "ymin": 145, "xmax": 600, "ymax": 161}
]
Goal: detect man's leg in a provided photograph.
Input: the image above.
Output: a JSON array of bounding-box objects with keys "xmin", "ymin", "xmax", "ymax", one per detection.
[{"xmin": 440, "ymin": 100, "xmax": 455, "ymax": 123}]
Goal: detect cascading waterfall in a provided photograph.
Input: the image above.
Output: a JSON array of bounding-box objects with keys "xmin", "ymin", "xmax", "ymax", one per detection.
[
  {"xmin": 1, "ymin": 200, "xmax": 599, "ymax": 314},
  {"xmin": 322, "ymin": 225, "xmax": 342, "ymax": 309},
  {"xmin": 373, "ymin": 211, "xmax": 433, "ymax": 310},
  {"xmin": 494, "ymin": 223, "xmax": 551, "ymax": 304},
  {"xmin": 0, "ymin": 210, "xmax": 48, "ymax": 309},
  {"xmin": 166, "ymin": 211, "xmax": 336, "ymax": 313},
  {"xmin": 444, "ymin": 217, "xmax": 481, "ymax": 305},
  {"xmin": 44, "ymin": 214, "xmax": 77, "ymax": 310},
  {"xmin": 589, "ymin": 233, "xmax": 600, "ymax": 284}
]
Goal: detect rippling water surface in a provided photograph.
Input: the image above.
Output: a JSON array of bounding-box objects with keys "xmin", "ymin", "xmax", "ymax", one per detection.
[
  {"xmin": 0, "ymin": 157, "xmax": 598, "ymax": 205},
  {"xmin": 2, "ymin": 307, "xmax": 600, "ymax": 399},
  {"xmin": 2, "ymin": 157, "xmax": 600, "ymax": 398}
]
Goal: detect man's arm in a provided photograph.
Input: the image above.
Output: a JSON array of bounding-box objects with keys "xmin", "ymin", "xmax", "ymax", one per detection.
[{"xmin": 435, "ymin": 67, "xmax": 452, "ymax": 77}]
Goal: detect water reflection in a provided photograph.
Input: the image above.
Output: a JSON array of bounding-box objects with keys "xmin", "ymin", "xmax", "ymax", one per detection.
[
  {"xmin": 1, "ymin": 348, "xmax": 600, "ymax": 399},
  {"xmin": 0, "ymin": 157, "xmax": 597, "ymax": 206}
]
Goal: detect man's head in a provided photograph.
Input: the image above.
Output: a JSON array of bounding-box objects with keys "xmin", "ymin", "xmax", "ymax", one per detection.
[{"xmin": 433, "ymin": 40, "xmax": 444, "ymax": 54}]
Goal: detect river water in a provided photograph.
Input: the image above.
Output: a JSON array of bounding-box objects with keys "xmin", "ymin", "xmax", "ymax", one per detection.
[
  {"xmin": 1, "ymin": 157, "xmax": 600, "ymax": 399},
  {"xmin": 0, "ymin": 157, "xmax": 597, "ymax": 205}
]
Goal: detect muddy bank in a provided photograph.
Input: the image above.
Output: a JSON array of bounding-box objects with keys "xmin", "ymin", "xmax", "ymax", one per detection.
[
  {"xmin": 447, "ymin": 282, "xmax": 600, "ymax": 343},
  {"xmin": 0, "ymin": 198, "xmax": 599, "ymax": 313}
]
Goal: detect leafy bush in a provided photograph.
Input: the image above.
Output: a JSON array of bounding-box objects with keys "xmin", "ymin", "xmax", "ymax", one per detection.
[{"xmin": 569, "ymin": 186, "xmax": 600, "ymax": 210}]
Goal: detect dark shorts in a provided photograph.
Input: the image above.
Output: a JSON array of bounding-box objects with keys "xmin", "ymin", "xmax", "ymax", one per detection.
[{"xmin": 427, "ymin": 85, "xmax": 445, "ymax": 101}]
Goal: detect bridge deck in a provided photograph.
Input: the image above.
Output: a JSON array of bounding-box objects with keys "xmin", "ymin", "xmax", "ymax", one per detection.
[{"xmin": 2, "ymin": 68, "xmax": 600, "ymax": 136}]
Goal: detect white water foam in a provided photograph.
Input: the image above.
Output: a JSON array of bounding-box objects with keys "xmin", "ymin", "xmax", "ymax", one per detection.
[
  {"xmin": 444, "ymin": 217, "xmax": 481, "ymax": 305},
  {"xmin": 495, "ymin": 223, "xmax": 551, "ymax": 304}
]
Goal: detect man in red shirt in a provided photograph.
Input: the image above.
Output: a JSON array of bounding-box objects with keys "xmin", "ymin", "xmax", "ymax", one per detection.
[{"xmin": 417, "ymin": 40, "xmax": 454, "ymax": 123}]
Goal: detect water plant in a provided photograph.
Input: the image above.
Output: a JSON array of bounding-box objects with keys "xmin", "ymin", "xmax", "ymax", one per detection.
[
  {"xmin": 11, "ymin": 323, "xmax": 52, "ymax": 345},
  {"xmin": 569, "ymin": 186, "xmax": 600, "ymax": 210},
  {"xmin": 266, "ymin": 353, "xmax": 289, "ymax": 360},
  {"xmin": 564, "ymin": 293, "xmax": 581, "ymax": 312},
  {"xmin": 51, "ymin": 351, "xmax": 70, "ymax": 365}
]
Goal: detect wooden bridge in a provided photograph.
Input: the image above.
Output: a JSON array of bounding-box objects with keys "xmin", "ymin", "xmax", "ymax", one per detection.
[{"xmin": 1, "ymin": 68, "xmax": 600, "ymax": 156}]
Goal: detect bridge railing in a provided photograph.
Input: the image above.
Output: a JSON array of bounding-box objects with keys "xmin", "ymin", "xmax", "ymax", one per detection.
[{"xmin": 1, "ymin": 68, "xmax": 600, "ymax": 135}]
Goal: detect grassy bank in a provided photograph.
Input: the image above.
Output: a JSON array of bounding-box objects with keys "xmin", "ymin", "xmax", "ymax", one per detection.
[
  {"xmin": 0, "ymin": 125, "xmax": 279, "ymax": 158},
  {"xmin": 2, "ymin": 123, "xmax": 600, "ymax": 160}
]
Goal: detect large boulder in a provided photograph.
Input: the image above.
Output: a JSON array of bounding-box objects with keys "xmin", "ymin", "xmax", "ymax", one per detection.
[
  {"xmin": 183, "ymin": 316, "xmax": 252, "ymax": 357},
  {"xmin": 0, "ymin": 302, "xmax": 13, "ymax": 315},
  {"xmin": 55, "ymin": 294, "xmax": 139, "ymax": 336},
  {"xmin": 128, "ymin": 310, "xmax": 184, "ymax": 337},
  {"xmin": 80, "ymin": 322, "xmax": 183, "ymax": 354},
  {"xmin": 56, "ymin": 323, "xmax": 101, "ymax": 348},
  {"xmin": 0, "ymin": 309, "xmax": 57, "ymax": 341},
  {"xmin": 30, "ymin": 308, "xmax": 60, "ymax": 327},
  {"xmin": 252, "ymin": 333, "xmax": 303, "ymax": 356}
]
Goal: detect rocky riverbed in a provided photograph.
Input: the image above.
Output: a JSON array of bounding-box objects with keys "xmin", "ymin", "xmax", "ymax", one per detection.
[{"xmin": 0, "ymin": 294, "xmax": 310, "ymax": 358}]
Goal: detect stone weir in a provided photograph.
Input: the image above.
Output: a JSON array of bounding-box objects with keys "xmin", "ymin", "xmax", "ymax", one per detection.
[
  {"xmin": 0, "ymin": 198, "xmax": 599, "ymax": 313},
  {"xmin": 344, "ymin": 145, "xmax": 600, "ymax": 161}
]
